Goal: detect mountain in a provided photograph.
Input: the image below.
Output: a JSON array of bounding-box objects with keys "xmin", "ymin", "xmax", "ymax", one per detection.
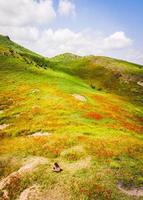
[
  {"xmin": 0, "ymin": 34, "xmax": 143, "ymax": 200},
  {"xmin": 50, "ymin": 53, "xmax": 143, "ymax": 103},
  {"xmin": 51, "ymin": 52, "xmax": 81, "ymax": 61}
]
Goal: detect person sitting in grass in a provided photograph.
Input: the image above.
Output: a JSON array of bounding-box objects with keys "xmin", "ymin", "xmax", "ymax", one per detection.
[{"xmin": 53, "ymin": 163, "xmax": 63, "ymax": 172}]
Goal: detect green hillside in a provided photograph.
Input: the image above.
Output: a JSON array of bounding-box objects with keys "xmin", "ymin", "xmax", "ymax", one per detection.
[
  {"xmin": 0, "ymin": 35, "xmax": 50, "ymax": 69},
  {"xmin": 50, "ymin": 53, "xmax": 143, "ymax": 103},
  {"xmin": 0, "ymin": 35, "xmax": 143, "ymax": 200}
]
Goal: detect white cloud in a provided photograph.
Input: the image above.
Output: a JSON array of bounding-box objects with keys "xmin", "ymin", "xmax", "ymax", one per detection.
[
  {"xmin": 0, "ymin": 26, "xmax": 132, "ymax": 58},
  {"xmin": 0, "ymin": 0, "xmax": 142, "ymax": 64},
  {"xmin": 124, "ymin": 49, "xmax": 143, "ymax": 64},
  {"xmin": 0, "ymin": 26, "xmax": 39, "ymax": 42},
  {"xmin": 103, "ymin": 32, "xmax": 132, "ymax": 49},
  {"xmin": 0, "ymin": 0, "xmax": 56, "ymax": 27},
  {"xmin": 58, "ymin": 0, "xmax": 76, "ymax": 16},
  {"xmin": 0, "ymin": 0, "xmax": 135, "ymax": 62}
]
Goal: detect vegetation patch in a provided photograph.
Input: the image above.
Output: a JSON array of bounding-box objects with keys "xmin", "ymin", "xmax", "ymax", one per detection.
[
  {"xmin": 60, "ymin": 146, "xmax": 86, "ymax": 161},
  {"xmin": 0, "ymin": 35, "xmax": 143, "ymax": 200},
  {"xmin": 85, "ymin": 112, "xmax": 103, "ymax": 120}
]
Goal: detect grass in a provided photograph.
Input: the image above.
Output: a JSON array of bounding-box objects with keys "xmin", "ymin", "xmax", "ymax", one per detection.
[
  {"xmin": 50, "ymin": 54, "xmax": 143, "ymax": 103},
  {"xmin": 0, "ymin": 34, "xmax": 143, "ymax": 199}
]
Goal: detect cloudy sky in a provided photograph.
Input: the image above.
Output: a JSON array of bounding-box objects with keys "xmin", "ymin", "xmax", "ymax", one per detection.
[{"xmin": 0, "ymin": 0, "xmax": 143, "ymax": 64}]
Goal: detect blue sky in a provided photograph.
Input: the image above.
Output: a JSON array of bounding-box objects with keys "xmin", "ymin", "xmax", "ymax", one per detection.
[
  {"xmin": 0, "ymin": 0, "xmax": 143, "ymax": 64},
  {"xmin": 53, "ymin": 0, "xmax": 143, "ymax": 45}
]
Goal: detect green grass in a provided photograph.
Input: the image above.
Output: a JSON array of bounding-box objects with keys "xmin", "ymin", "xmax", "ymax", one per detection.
[
  {"xmin": 0, "ymin": 34, "xmax": 143, "ymax": 200},
  {"xmin": 50, "ymin": 54, "xmax": 143, "ymax": 103}
]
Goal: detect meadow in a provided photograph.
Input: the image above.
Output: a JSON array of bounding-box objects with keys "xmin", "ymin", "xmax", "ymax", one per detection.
[{"xmin": 0, "ymin": 35, "xmax": 143, "ymax": 200}]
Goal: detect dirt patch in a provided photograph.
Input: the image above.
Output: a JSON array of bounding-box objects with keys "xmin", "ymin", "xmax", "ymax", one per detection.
[
  {"xmin": 18, "ymin": 185, "xmax": 41, "ymax": 200},
  {"xmin": 0, "ymin": 124, "xmax": 9, "ymax": 130},
  {"xmin": 137, "ymin": 81, "xmax": 143, "ymax": 87},
  {"xmin": 72, "ymin": 94, "xmax": 86, "ymax": 102},
  {"xmin": 117, "ymin": 183, "xmax": 143, "ymax": 197},
  {"xmin": 18, "ymin": 157, "xmax": 48, "ymax": 174},
  {"xmin": 18, "ymin": 184, "xmax": 71, "ymax": 200},
  {"xmin": 0, "ymin": 157, "xmax": 48, "ymax": 193},
  {"xmin": 29, "ymin": 132, "xmax": 51, "ymax": 137}
]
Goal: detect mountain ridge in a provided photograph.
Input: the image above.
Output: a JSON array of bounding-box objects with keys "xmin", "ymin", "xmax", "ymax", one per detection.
[{"xmin": 0, "ymin": 34, "xmax": 143, "ymax": 103}]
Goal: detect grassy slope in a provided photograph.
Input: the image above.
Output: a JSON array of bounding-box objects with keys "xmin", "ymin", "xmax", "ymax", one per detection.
[
  {"xmin": 50, "ymin": 53, "xmax": 143, "ymax": 104},
  {"xmin": 0, "ymin": 35, "xmax": 143, "ymax": 200}
]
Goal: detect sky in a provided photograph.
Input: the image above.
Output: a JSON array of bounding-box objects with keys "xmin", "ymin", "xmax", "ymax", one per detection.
[{"xmin": 0, "ymin": 0, "xmax": 143, "ymax": 64}]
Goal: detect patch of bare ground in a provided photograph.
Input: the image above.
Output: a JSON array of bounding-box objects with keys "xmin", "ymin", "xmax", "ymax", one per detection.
[
  {"xmin": 0, "ymin": 157, "xmax": 48, "ymax": 199},
  {"xmin": 137, "ymin": 81, "xmax": 143, "ymax": 87},
  {"xmin": 0, "ymin": 124, "xmax": 9, "ymax": 130},
  {"xmin": 18, "ymin": 185, "xmax": 41, "ymax": 200},
  {"xmin": 72, "ymin": 94, "xmax": 86, "ymax": 102},
  {"xmin": 117, "ymin": 183, "xmax": 143, "ymax": 197},
  {"xmin": 28, "ymin": 132, "xmax": 52, "ymax": 137},
  {"xmin": 18, "ymin": 184, "xmax": 71, "ymax": 200}
]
